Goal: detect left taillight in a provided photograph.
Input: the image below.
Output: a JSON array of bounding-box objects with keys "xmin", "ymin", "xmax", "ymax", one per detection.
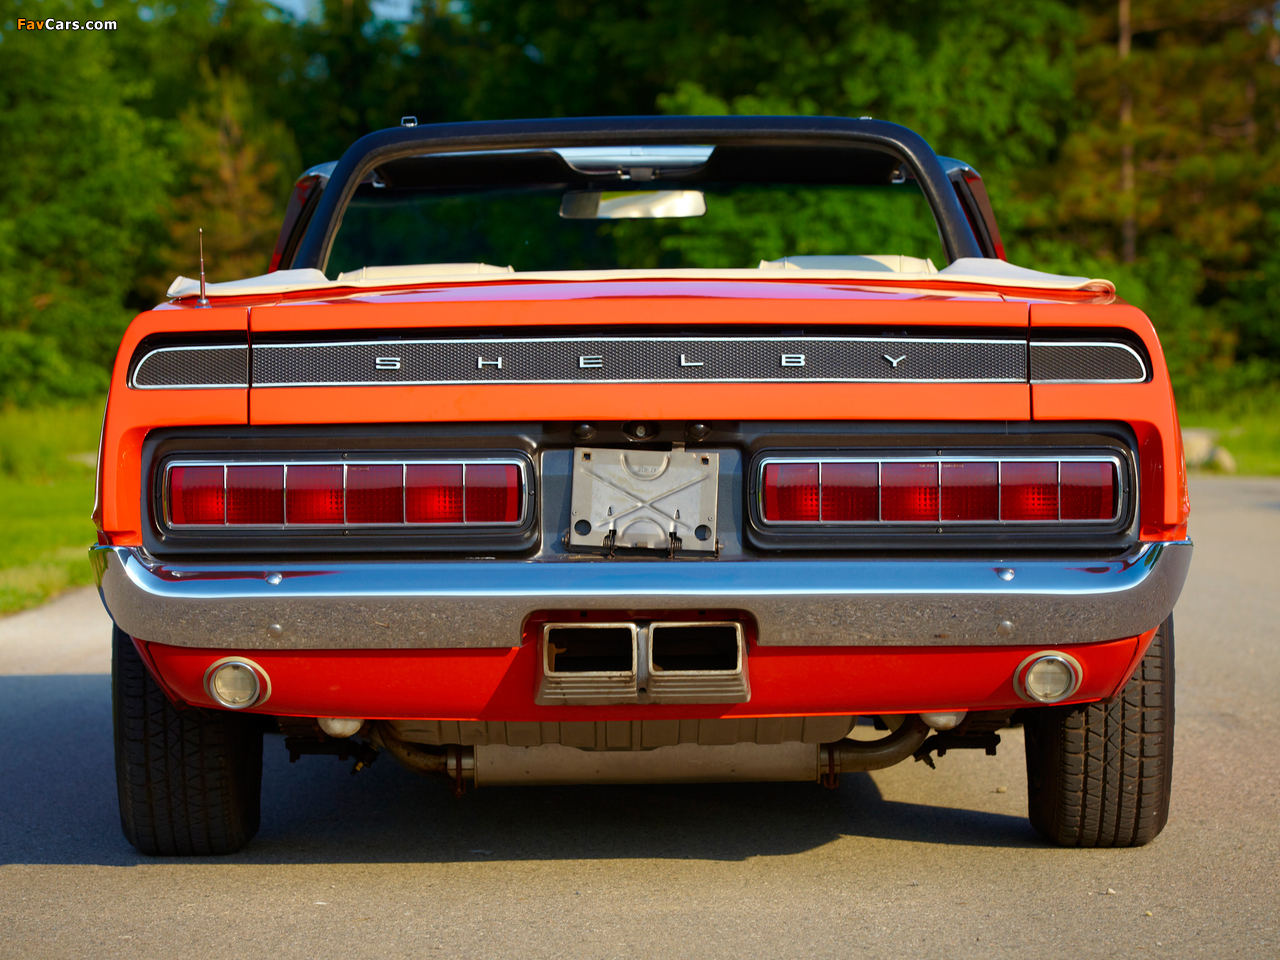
[
  {"xmin": 164, "ymin": 460, "xmax": 524, "ymax": 527},
  {"xmin": 168, "ymin": 465, "xmax": 226, "ymax": 524}
]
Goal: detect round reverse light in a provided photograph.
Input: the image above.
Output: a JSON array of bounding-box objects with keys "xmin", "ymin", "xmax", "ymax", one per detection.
[
  {"xmin": 1026, "ymin": 657, "xmax": 1075, "ymax": 701},
  {"xmin": 1015, "ymin": 652, "xmax": 1082, "ymax": 704},
  {"xmin": 205, "ymin": 659, "xmax": 265, "ymax": 709}
]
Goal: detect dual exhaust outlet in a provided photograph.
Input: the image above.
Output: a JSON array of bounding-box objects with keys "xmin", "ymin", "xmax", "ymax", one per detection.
[{"xmin": 535, "ymin": 620, "xmax": 749, "ymax": 705}]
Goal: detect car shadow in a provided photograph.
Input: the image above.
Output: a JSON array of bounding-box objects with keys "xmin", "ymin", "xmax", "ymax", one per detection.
[{"xmin": 0, "ymin": 675, "xmax": 1041, "ymax": 867}]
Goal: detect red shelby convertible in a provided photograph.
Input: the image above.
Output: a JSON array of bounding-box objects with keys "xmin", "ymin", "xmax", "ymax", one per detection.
[{"xmin": 93, "ymin": 116, "xmax": 1190, "ymax": 854}]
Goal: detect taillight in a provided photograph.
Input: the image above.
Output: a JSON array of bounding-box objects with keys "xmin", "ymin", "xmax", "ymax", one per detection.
[
  {"xmin": 941, "ymin": 461, "xmax": 998, "ymax": 521},
  {"xmin": 226, "ymin": 465, "xmax": 284, "ymax": 524},
  {"xmin": 821, "ymin": 462, "xmax": 877, "ymax": 521},
  {"xmin": 759, "ymin": 456, "xmax": 1120, "ymax": 524},
  {"xmin": 1061, "ymin": 461, "xmax": 1116, "ymax": 520},
  {"xmin": 1000, "ymin": 462, "xmax": 1058, "ymax": 521},
  {"xmin": 169, "ymin": 466, "xmax": 224, "ymax": 524},
  {"xmin": 346, "ymin": 464, "xmax": 404, "ymax": 524},
  {"xmin": 881, "ymin": 462, "xmax": 939, "ymax": 521},
  {"xmin": 465, "ymin": 463, "xmax": 522, "ymax": 523},
  {"xmin": 405, "ymin": 464, "xmax": 464, "ymax": 523},
  {"xmin": 762, "ymin": 463, "xmax": 819, "ymax": 521},
  {"xmin": 286, "ymin": 464, "xmax": 343, "ymax": 524},
  {"xmin": 166, "ymin": 460, "xmax": 524, "ymax": 527}
]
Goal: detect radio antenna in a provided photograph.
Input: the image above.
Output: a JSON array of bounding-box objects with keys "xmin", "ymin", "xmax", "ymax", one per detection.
[{"xmin": 196, "ymin": 228, "xmax": 211, "ymax": 309}]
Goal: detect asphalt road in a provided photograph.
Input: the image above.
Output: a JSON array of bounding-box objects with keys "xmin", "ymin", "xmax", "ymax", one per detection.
[{"xmin": 1, "ymin": 476, "xmax": 1276, "ymax": 959}]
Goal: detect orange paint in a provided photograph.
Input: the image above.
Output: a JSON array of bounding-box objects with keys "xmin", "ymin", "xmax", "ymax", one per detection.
[
  {"xmin": 1030, "ymin": 304, "xmax": 1188, "ymax": 539},
  {"xmin": 98, "ymin": 307, "xmax": 248, "ymax": 544}
]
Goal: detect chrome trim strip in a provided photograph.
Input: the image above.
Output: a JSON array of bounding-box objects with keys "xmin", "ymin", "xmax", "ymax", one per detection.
[
  {"xmin": 92, "ymin": 540, "xmax": 1192, "ymax": 650},
  {"xmin": 162, "ymin": 458, "xmax": 528, "ymax": 528},
  {"xmin": 1029, "ymin": 341, "xmax": 1148, "ymax": 384},
  {"xmin": 130, "ymin": 344, "xmax": 250, "ymax": 390},
  {"xmin": 756, "ymin": 455, "xmax": 1124, "ymax": 525}
]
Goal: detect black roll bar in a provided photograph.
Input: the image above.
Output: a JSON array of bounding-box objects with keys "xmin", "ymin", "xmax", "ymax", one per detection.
[{"xmin": 290, "ymin": 115, "xmax": 985, "ymax": 271}]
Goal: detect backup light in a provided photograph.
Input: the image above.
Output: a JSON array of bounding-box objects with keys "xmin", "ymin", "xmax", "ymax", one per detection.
[
  {"xmin": 1014, "ymin": 651, "xmax": 1082, "ymax": 703},
  {"xmin": 205, "ymin": 659, "xmax": 265, "ymax": 709}
]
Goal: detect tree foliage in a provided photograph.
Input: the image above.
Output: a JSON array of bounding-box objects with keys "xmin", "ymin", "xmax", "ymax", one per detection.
[{"xmin": 1, "ymin": 0, "xmax": 1277, "ymax": 408}]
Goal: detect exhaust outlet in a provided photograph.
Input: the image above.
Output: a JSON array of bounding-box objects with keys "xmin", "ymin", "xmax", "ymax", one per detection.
[
  {"xmin": 536, "ymin": 619, "xmax": 750, "ymax": 705},
  {"xmin": 646, "ymin": 621, "xmax": 748, "ymax": 703},
  {"xmin": 536, "ymin": 622, "xmax": 639, "ymax": 705}
]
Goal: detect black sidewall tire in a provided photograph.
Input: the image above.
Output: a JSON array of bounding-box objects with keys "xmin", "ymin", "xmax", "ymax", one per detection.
[
  {"xmin": 112, "ymin": 626, "xmax": 264, "ymax": 856},
  {"xmin": 1024, "ymin": 616, "xmax": 1174, "ymax": 847}
]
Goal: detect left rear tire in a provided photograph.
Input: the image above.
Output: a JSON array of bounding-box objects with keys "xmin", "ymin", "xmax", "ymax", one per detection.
[{"xmin": 112, "ymin": 626, "xmax": 263, "ymax": 855}]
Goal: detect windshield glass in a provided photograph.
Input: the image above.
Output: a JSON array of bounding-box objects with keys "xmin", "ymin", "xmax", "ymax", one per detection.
[{"xmin": 323, "ymin": 146, "xmax": 945, "ymax": 278}]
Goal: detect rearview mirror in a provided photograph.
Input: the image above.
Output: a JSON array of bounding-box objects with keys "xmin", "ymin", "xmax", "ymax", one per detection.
[{"xmin": 559, "ymin": 190, "xmax": 707, "ymax": 220}]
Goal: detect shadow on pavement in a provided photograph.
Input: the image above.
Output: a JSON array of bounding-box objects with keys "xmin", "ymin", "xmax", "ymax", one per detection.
[{"xmin": 0, "ymin": 675, "xmax": 1040, "ymax": 868}]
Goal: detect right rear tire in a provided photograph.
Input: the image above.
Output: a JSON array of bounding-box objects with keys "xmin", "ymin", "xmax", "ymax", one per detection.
[
  {"xmin": 113, "ymin": 626, "xmax": 263, "ymax": 855},
  {"xmin": 1023, "ymin": 616, "xmax": 1174, "ymax": 847}
]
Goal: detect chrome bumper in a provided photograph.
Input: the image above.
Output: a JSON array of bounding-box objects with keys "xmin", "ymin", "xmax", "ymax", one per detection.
[{"xmin": 92, "ymin": 541, "xmax": 1191, "ymax": 650}]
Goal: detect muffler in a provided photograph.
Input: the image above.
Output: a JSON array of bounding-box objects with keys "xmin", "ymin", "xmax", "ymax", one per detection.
[
  {"xmin": 471, "ymin": 741, "xmax": 818, "ymax": 785},
  {"xmin": 377, "ymin": 716, "xmax": 931, "ymax": 787}
]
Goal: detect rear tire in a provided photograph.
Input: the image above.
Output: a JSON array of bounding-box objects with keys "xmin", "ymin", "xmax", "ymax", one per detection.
[
  {"xmin": 112, "ymin": 626, "xmax": 263, "ymax": 855},
  {"xmin": 1024, "ymin": 616, "xmax": 1174, "ymax": 847}
]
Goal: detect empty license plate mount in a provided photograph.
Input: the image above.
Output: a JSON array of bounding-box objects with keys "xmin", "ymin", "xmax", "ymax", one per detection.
[{"xmin": 568, "ymin": 447, "xmax": 719, "ymax": 554}]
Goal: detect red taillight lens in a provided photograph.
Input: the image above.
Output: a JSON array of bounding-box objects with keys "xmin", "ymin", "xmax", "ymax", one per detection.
[
  {"xmin": 286, "ymin": 464, "xmax": 344, "ymax": 524},
  {"xmin": 881, "ymin": 462, "xmax": 939, "ymax": 521},
  {"xmin": 465, "ymin": 463, "xmax": 522, "ymax": 522},
  {"xmin": 1061, "ymin": 461, "xmax": 1115, "ymax": 520},
  {"xmin": 763, "ymin": 462, "xmax": 820, "ymax": 521},
  {"xmin": 941, "ymin": 462, "xmax": 999, "ymax": 521},
  {"xmin": 1001, "ymin": 462, "xmax": 1058, "ymax": 520},
  {"xmin": 169, "ymin": 466, "xmax": 224, "ymax": 524},
  {"xmin": 405, "ymin": 464, "xmax": 464, "ymax": 523},
  {"xmin": 346, "ymin": 464, "xmax": 404, "ymax": 524},
  {"xmin": 821, "ymin": 462, "xmax": 878, "ymax": 521},
  {"xmin": 226, "ymin": 465, "xmax": 284, "ymax": 524}
]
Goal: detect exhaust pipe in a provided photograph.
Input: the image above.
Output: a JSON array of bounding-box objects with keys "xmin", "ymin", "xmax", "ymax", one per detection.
[{"xmin": 819, "ymin": 716, "xmax": 931, "ymax": 773}]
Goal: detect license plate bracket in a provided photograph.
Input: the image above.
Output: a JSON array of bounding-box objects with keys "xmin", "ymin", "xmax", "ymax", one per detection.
[{"xmin": 568, "ymin": 447, "xmax": 719, "ymax": 553}]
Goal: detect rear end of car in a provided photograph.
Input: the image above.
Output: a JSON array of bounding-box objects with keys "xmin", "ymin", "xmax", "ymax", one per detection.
[{"xmin": 94, "ymin": 117, "xmax": 1190, "ymax": 855}]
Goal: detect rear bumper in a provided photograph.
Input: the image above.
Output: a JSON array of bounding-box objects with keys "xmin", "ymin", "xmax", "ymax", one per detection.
[
  {"xmin": 140, "ymin": 633, "xmax": 1152, "ymax": 720},
  {"xmin": 92, "ymin": 540, "xmax": 1191, "ymax": 650}
]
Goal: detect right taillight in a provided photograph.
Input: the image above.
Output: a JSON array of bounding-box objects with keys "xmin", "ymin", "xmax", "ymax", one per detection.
[
  {"xmin": 1060, "ymin": 461, "xmax": 1116, "ymax": 519},
  {"xmin": 405, "ymin": 464, "xmax": 464, "ymax": 523},
  {"xmin": 759, "ymin": 457, "xmax": 1119, "ymax": 524}
]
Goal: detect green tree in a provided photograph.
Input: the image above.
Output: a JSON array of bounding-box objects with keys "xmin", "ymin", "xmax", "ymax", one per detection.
[
  {"xmin": 0, "ymin": 2, "xmax": 169, "ymax": 404},
  {"xmin": 141, "ymin": 68, "xmax": 301, "ymax": 298}
]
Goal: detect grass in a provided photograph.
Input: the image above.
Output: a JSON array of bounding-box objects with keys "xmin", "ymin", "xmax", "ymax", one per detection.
[
  {"xmin": 0, "ymin": 403, "xmax": 103, "ymax": 614},
  {"xmin": 1180, "ymin": 405, "xmax": 1280, "ymax": 476}
]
